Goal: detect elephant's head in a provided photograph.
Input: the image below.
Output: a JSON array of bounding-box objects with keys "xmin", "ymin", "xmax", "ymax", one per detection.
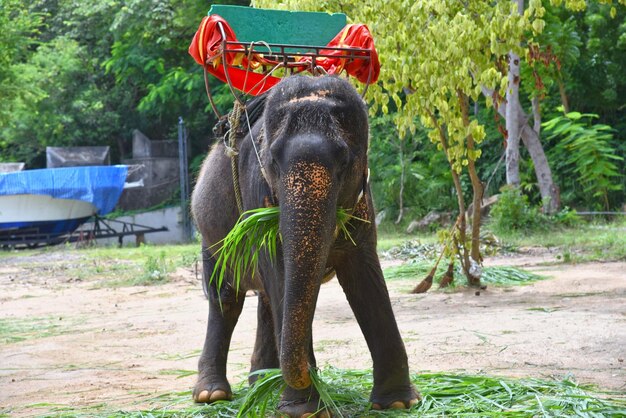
[{"xmin": 261, "ymin": 76, "xmax": 369, "ymax": 390}]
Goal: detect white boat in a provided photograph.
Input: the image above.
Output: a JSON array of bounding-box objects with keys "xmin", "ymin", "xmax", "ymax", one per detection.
[
  {"xmin": 0, "ymin": 166, "xmax": 128, "ymax": 243},
  {"xmin": 0, "ymin": 194, "xmax": 97, "ymax": 236}
]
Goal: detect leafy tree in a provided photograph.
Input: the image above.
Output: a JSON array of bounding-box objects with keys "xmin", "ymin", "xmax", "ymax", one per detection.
[
  {"xmin": 103, "ymin": 0, "xmax": 247, "ymax": 153},
  {"xmin": 0, "ymin": 35, "xmax": 122, "ymax": 166},
  {"xmin": 254, "ymin": 0, "xmax": 625, "ymax": 286},
  {"xmin": 0, "ymin": 0, "xmax": 43, "ymax": 126},
  {"xmin": 567, "ymin": 3, "xmax": 626, "ymax": 131},
  {"xmin": 0, "ymin": 0, "xmax": 247, "ymax": 166},
  {"xmin": 369, "ymin": 114, "xmax": 456, "ymax": 223},
  {"xmin": 254, "ymin": 0, "xmax": 551, "ymax": 285}
]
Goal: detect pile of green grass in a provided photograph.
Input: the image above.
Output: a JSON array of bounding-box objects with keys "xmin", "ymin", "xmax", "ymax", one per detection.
[
  {"xmin": 384, "ymin": 261, "xmax": 544, "ymax": 288},
  {"xmin": 34, "ymin": 368, "xmax": 625, "ymax": 417}
]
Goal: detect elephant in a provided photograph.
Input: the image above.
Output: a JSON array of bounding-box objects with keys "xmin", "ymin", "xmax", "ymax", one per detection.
[{"xmin": 191, "ymin": 75, "xmax": 419, "ymax": 417}]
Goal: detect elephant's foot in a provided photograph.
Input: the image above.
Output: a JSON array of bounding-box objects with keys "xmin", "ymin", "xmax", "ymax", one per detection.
[
  {"xmin": 277, "ymin": 399, "xmax": 330, "ymax": 418},
  {"xmin": 370, "ymin": 385, "xmax": 420, "ymax": 411},
  {"xmin": 192, "ymin": 379, "xmax": 232, "ymax": 403},
  {"xmin": 277, "ymin": 386, "xmax": 329, "ymax": 418}
]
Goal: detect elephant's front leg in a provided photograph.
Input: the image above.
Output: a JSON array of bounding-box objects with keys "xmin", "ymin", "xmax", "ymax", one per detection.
[
  {"xmin": 335, "ymin": 245, "xmax": 420, "ymax": 410},
  {"xmin": 193, "ymin": 251, "xmax": 245, "ymax": 403}
]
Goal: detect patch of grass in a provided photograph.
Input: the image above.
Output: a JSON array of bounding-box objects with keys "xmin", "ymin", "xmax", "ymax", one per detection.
[
  {"xmin": 0, "ymin": 315, "xmax": 83, "ymax": 344},
  {"xmin": 1, "ymin": 243, "xmax": 201, "ymax": 288},
  {"xmin": 380, "ymin": 219, "xmax": 626, "ymax": 264},
  {"xmin": 384, "ymin": 261, "xmax": 544, "ymax": 288},
  {"xmin": 88, "ymin": 244, "xmax": 199, "ymax": 287},
  {"xmin": 156, "ymin": 350, "xmax": 202, "ymax": 361},
  {"xmin": 492, "ymin": 219, "xmax": 626, "ymax": 262},
  {"xmin": 158, "ymin": 369, "xmax": 197, "ymax": 379},
  {"xmin": 237, "ymin": 369, "xmax": 286, "ymax": 417},
  {"xmin": 384, "ymin": 259, "xmax": 435, "ymax": 281},
  {"xmin": 136, "ymin": 250, "xmax": 171, "ymax": 285},
  {"xmin": 556, "ymin": 291, "xmax": 608, "ymax": 298},
  {"xmin": 38, "ymin": 368, "xmax": 626, "ymax": 417},
  {"xmin": 526, "ymin": 307, "xmax": 562, "ymax": 313},
  {"xmin": 377, "ymin": 230, "xmax": 437, "ymax": 253}
]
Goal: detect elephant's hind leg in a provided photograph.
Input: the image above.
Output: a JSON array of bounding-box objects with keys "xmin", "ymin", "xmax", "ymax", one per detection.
[
  {"xmin": 193, "ymin": 252, "xmax": 245, "ymax": 403},
  {"xmin": 249, "ymin": 291, "xmax": 279, "ymax": 385}
]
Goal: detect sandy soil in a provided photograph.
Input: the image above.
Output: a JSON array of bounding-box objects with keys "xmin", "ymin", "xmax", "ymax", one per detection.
[{"xmin": 0, "ymin": 249, "xmax": 624, "ymax": 416}]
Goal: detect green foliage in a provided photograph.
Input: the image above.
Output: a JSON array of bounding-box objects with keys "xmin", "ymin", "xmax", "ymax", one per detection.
[
  {"xmin": 567, "ymin": 3, "xmax": 626, "ymax": 123},
  {"xmin": 384, "ymin": 261, "xmax": 544, "ymax": 287},
  {"xmin": 0, "ymin": 36, "xmax": 123, "ymax": 165},
  {"xmin": 211, "ymin": 207, "xmax": 282, "ymax": 293},
  {"xmin": 211, "ymin": 207, "xmax": 367, "ymax": 294},
  {"xmin": 489, "ymin": 186, "xmax": 543, "ymax": 232},
  {"xmin": 237, "ymin": 368, "xmax": 339, "ymax": 417},
  {"xmin": 0, "ymin": 0, "xmax": 44, "ymax": 126},
  {"xmin": 0, "ymin": 0, "xmax": 244, "ymax": 167},
  {"xmin": 543, "ymin": 112, "xmax": 623, "ymax": 210},
  {"xmin": 140, "ymin": 250, "xmax": 171, "ymax": 284},
  {"xmin": 521, "ymin": 4, "xmax": 582, "ymax": 100},
  {"xmin": 369, "ymin": 114, "xmax": 455, "ymax": 219},
  {"xmin": 46, "ymin": 367, "xmax": 626, "ymax": 417}
]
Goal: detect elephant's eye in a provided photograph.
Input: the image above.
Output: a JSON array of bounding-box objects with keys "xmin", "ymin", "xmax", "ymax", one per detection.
[{"xmin": 339, "ymin": 147, "xmax": 354, "ymax": 173}]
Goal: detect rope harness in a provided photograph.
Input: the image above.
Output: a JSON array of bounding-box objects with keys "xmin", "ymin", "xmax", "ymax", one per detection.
[{"xmin": 225, "ymin": 102, "xmax": 244, "ymax": 214}]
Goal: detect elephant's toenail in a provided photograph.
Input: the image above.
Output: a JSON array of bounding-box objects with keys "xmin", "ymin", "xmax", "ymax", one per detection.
[
  {"xmin": 196, "ymin": 390, "xmax": 209, "ymax": 403},
  {"xmin": 409, "ymin": 398, "xmax": 419, "ymax": 407},
  {"xmin": 209, "ymin": 389, "xmax": 228, "ymax": 401},
  {"xmin": 389, "ymin": 401, "xmax": 405, "ymax": 409},
  {"xmin": 371, "ymin": 403, "xmax": 381, "ymax": 410}
]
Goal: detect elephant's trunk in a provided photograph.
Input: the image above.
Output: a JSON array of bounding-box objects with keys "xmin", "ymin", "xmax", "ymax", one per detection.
[{"xmin": 278, "ymin": 160, "xmax": 337, "ymax": 390}]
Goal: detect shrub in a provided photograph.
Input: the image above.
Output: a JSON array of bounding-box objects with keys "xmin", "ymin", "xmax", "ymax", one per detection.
[
  {"xmin": 489, "ymin": 186, "xmax": 543, "ymax": 232},
  {"xmin": 140, "ymin": 250, "xmax": 170, "ymax": 284},
  {"xmin": 543, "ymin": 111, "xmax": 623, "ymax": 210}
]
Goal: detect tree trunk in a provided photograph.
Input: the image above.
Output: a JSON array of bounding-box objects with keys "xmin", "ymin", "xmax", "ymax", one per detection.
[
  {"xmin": 458, "ymin": 91, "xmax": 482, "ymax": 287},
  {"xmin": 505, "ymin": 0, "xmax": 525, "ymax": 187},
  {"xmin": 506, "ymin": 50, "xmax": 522, "ymax": 187},
  {"xmin": 557, "ymin": 77, "xmax": 570, "ymax": 114},
  {"xmin": 395, "ymin": 139, "xmax": 405, "ymax": 224},
  {"xmin": 531, "ymin": 96, "xmax": 541, "ymax": 136},
  {"xmin": 520, "ymin": 124, "xmax": 560, "ymax": 213},
  {"xmin": 427, "ymin": 110, "xmax": 474, "ymax": 283},
  {"xmin": 480, "ymin": 85, "xmax": 560, "ymax": 214}
]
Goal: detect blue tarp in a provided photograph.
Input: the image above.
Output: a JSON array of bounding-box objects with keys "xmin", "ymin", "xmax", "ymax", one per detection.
[{"xmin": 0, "ymin": 166, "xmax": 128, "ymax": 215}]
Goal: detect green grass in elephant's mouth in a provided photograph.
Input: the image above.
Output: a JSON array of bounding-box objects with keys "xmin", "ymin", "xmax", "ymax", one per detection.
[{"xmin": 210, "ymin": 206, "xmax": 368, "ymax": 297}]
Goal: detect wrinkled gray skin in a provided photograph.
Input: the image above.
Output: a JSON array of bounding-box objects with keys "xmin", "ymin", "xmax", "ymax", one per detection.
[{"xmin": 191, "ymin": 76, "xmax": 418, "ymax": 417}]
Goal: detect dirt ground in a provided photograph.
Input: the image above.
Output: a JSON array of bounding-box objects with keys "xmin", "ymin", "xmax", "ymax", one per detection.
[{"xmin": 0, "ymin": 249, "xmax": 625, "ymax": 416}]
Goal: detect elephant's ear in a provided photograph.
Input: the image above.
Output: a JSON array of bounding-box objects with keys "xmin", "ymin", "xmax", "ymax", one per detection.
[{"xmin": 352, "ymin": 167, "xmax": 372, "ymax": 223}]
